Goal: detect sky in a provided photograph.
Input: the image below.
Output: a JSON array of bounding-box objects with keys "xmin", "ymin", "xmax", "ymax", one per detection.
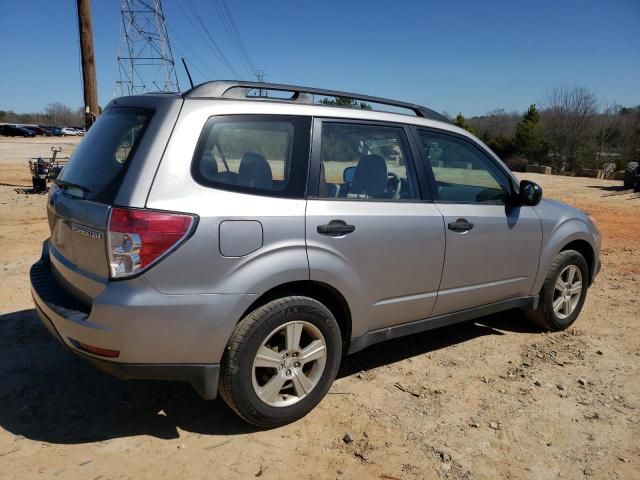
[{"xmin": 0, "ymin": 0, "xmax": 639, "ymax": 117}]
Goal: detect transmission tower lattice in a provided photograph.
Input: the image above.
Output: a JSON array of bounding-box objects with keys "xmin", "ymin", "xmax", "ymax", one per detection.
[{"xmin": 117, "ymin": 0, "xmax": 180, "ymax": 96}]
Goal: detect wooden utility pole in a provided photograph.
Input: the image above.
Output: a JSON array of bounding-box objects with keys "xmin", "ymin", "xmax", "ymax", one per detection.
[{"xmin": 77, "ymin": 0, "xmax": 99, "ymax": 129}]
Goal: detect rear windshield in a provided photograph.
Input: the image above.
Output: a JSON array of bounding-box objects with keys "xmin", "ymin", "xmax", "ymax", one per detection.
[{"xmin": 57, "ymin": 107, "xmax": 152, "ymax": 201}]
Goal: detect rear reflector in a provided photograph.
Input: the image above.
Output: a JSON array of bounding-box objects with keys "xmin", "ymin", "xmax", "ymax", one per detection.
[
  {"xmin": 69, "ymin": 338, "xmax": 120, "ymax": 358},
  {"xmin": 108, "ymin": 207, "xmax": 195, "ymax": 278}
]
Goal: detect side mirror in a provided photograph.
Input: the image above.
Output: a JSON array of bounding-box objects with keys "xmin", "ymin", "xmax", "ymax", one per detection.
[
  {"xmin": 343, "ymin": 166, "xmax": 356, "ymax": 183},
  {"xmin": 519, "ymin": 180, "xmax": 542, "ymax": 206}
]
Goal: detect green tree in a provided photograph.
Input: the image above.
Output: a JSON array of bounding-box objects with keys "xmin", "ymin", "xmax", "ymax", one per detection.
[
  {"xmin": 320, "ymin": 96, "xmax": 372, "ymax": 110},
  {"xmin": 487, "ymin": 135, "xmax": 516, "ymax": 159},
  {"xmin": 514, "ymin": 104, "xmax": 548, "ymax": 163},
  {"xmin": 453, "ymin": 113, "xmax": 475, "ymax": 134}
]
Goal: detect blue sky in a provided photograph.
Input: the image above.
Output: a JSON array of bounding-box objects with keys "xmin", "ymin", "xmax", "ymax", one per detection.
[{"xmin": 0, "ymin": 0, "xmax": 639, "ymax": 116}]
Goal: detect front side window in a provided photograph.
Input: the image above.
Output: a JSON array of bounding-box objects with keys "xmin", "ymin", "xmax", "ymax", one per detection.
[
  {"xmin": 418, "ymin": 130, "xmax": 511, "ymax": 204},
  {"xmin": 192, "ymin": 115, "xmax": 310, "ymax": 198},
  {"xmin": 317, "ymin": 122, "xmax": 420, "ymax": 200}
]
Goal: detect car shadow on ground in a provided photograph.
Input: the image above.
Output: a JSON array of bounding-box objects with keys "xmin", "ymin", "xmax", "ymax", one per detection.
[
  {"xmin": 13, "ymin": 187, "xmax": 48, "ymax": 195},
  {"xmin": 0, "ymin": 183, "xmax": 31, "ymax": 188},
  {"xmin": 586, "ymin": 184, "xmax": 627, "ymax": 192},
  {"xmin": 0, "ymin": 307, "xmax": 537, "ymax": 444},
  {"xmin": 338, "ymin": 308, "xmax": 536, "ymax": 378}
]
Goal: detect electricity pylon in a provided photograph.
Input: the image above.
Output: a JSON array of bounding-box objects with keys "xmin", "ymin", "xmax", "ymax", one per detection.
[{"xmin": 117, "ymin": 0, "xmax": 180, "ymax": 96}]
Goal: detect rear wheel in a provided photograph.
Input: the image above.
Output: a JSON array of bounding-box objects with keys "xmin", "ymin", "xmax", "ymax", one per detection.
[
  {"xmin": 219, "ymin": 296, "xmax": 342, "ymax": 428},
  {"xmin": 526, "ymin": 250, "xmax": 588, "ymax": 331},
  {"xmin": 624, "ymin": 161, "xmax": 639, "ymax": 189}
]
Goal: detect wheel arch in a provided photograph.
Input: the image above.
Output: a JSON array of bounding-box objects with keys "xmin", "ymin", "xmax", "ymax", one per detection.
[
  {"xmin": 531, "ymin": 218, "xmax": 598, "ymax": 295},
  {"xmin": 239, "ymin": 280, "xmax": 352, "ymax": 349},
  {"xmin": 560, "ymin": 239, "xmax": 595, "ymax": 285}
]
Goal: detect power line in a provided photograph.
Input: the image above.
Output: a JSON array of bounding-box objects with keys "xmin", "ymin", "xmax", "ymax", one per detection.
[
  {"xmin": 222, "ymin": 0, "xmax": 257, "ymax": 74},
  {"xmin": 211, "ymin": 0, "xmax": 249, "ymax": 76},
  {"xmin": 167, "ymin": 24, "xmax": 217, "ymax": 79},
  {"xmin": 212, "ymin": 0, "xmax": 256, "ymax": 77},
  {"xmin": 179, "ymin": 0, "xmax": 240, "ymax": 77}
]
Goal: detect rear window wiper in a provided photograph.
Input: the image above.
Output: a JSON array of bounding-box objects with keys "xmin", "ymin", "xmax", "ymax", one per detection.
[{"xmin": 55, "ymin": 179, "xmax": 89, "ymax": 198}]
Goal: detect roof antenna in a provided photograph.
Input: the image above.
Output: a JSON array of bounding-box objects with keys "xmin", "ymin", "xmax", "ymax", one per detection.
[{"xmin": 181, "ymin": 58, "xmax": 194, "ymax": 89}]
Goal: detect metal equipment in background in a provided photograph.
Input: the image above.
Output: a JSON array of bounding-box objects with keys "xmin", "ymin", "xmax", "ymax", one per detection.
[{"xmin": 29, "ymin": 146, "xmax": 68, "ymax": 193}]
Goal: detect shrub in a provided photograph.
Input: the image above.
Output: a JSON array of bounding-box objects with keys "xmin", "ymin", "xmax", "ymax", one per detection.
[{"xmin": 504, "ymin": 156, "xmax": 529, "ymax": 172}]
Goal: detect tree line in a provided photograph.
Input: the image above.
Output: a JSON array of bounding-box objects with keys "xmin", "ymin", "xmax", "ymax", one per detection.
[
  {"xmin": 3, "ymin": 87, "xmax": 638, "ymax": 172},
  {"xmin": 454, "ymin": 86, "xmax": 639, "ymax": 172},
  {"xmin": 0, "ymin": 103, "xmax": 85, "ymax": 128}
]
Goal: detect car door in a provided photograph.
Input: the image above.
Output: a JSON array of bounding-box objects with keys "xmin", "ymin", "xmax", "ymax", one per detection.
[
  {"xmin": 415, "ymin": 128, "xmax": 542, "ymax": 316},
  {"xmin": 305, "ymin": 119, "xmax": 446, "ymax": 339}
]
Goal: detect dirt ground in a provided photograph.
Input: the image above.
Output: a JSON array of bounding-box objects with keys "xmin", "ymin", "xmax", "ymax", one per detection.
[{"xmin": 0, "ymin": 137, "xmax": 638, "ymax": 480}]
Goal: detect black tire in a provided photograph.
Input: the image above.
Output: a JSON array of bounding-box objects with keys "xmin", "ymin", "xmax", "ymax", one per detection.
[
  {"xmin": 526, "ymin": 250, "xmax": 589, "ymax": 331},
  {"xmin": 219, "ymin": 296, "xmax": 342, "ymax": 428},
  {"xmin": 624, "ymin": 161, "xmax": 639, "ymax": 189},
  {"xmin": 634, "ymin": 173, "xmax": 640, "ymax": 193}
]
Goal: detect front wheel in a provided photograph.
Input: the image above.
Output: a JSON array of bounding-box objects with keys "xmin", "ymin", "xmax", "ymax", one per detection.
[
  {"xmin": 526, "ymin": 250, "xmax": 589, "ymax": 331},
  {"xmin": 219, "ymin": 296, "xmax": 342, "ymax": 428}
]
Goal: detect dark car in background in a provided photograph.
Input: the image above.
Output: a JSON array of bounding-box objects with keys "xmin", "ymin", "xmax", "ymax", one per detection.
[
  {"xmin": 22, "ymin": 126, "xmax": 50, "ymax": 136},
  {"xmin": 1, "ymin": 124, "xmax": 36, "ymax": 137}
]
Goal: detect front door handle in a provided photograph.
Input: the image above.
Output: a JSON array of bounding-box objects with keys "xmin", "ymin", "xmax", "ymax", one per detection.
[
  {"xmin": 448, "ymin": 218, "xmax": 474, "ymax": 233},
  {"xmin": 317, "ymin": 220, "xmax": 356, "ymax": 236}
]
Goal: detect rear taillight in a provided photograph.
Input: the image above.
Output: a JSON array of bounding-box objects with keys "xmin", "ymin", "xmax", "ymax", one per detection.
[{"xmin": 107, "ymin": 207, "xmax": 195, "ymax": 278}]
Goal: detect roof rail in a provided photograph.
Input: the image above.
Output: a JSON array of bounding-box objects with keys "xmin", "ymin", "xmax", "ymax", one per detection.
[{"xmin": 183, "ymin": 80, "xmax": 449, "ymax": 123}]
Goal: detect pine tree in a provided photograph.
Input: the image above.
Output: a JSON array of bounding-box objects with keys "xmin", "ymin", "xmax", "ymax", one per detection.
[
  {"xmin": 453, "ymin": 113, "xmax": 475, "ymax": 134},
  {"xmin": 514, "ymin": 104, "xmax": 548, "ymax": 163}
]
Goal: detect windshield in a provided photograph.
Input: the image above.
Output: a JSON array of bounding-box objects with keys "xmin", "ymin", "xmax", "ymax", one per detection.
[{"xmin": 58, "ymin": 106, "xmax": 152, "ymax": 201}]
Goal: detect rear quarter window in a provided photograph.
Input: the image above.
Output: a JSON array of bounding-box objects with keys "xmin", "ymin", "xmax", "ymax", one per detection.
[
  {"xmin": 58, "ymin": 107, "xmax": 152, "ymax": 202},
  {"xmin": 191, "ymin": 115, "xmax": 311, "ymax": 198}
]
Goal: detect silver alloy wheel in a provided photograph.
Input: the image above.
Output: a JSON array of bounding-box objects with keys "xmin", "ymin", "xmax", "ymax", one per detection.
[
  {"xmin": 251, "ymin": 321, "xmax": 327, "ymax": 407},
  {"xmin": 552, "ymin": 264, "xmax": 583, "ymax": 320}
]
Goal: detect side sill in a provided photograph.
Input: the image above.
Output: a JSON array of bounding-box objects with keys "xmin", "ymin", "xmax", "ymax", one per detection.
[{"xmin": 348, "ymin": 296, "xmax": 537, "ymax": 355}]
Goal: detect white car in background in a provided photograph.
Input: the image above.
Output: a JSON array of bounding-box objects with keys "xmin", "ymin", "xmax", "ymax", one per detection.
[{"xmin": 60, "ymin": 128, "xmax": 79, "ymax": 136}]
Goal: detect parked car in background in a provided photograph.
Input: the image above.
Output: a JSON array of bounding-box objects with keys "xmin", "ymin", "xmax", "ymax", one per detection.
[
  {"xmin": 22, "ymin": 126, "xmax": 49, "ymax": 136},
  {"xmin": 60, "ymin": 127, "xmax": 78, "ymax": 136},
  {"xmin": 51, "ymin": 127, "xmax": 63, "ymax": 137},
  {"xmin": 1, "ymin": 124, "xmax": 36, "ymax": 137},
  {"xmin": 30, "ymin": 80, "xmax": 601, "ymax": 427}
]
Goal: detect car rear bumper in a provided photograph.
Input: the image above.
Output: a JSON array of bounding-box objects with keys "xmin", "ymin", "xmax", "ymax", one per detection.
[
  {"xmin": 30, "ymin": 240, "xmax": 255, "ymax": 399},
  {"xmin": 33, "ymin": 302, "xmax": 220, "ymax": 398}
]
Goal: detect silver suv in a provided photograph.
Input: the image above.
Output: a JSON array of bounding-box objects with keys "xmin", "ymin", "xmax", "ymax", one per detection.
[{"xmin": 30, "ymin": 81, "xmax": 601, "ymax": 427}]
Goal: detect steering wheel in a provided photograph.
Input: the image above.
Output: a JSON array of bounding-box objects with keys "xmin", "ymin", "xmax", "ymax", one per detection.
[{"xmin": 387, "ymin": 172, "xmax": 402, "ymax": 199}]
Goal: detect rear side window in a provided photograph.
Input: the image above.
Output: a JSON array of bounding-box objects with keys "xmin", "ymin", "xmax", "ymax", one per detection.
[
  {"xmin": 192, "ymin": 115, "xmax": 311, "ymax": 198},
  {"xmin": 316, "ymin": 122, "xmax": 420, "ymax": 201},
  {"xmin": 58, "ymin": 107, "xmax": 152, "ymax": 201}
]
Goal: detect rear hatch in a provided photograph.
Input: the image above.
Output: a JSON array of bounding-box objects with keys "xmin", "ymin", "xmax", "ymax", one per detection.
[{"xmin": 47, "ymin": 105, "xmax": 154, "ymax": 306}]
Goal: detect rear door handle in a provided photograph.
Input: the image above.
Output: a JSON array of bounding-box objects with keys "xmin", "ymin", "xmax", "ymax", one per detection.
[
  {"xmin": 448, "ymin": 218, "xmax": 474, "ymax": 233},
  {"xmin": 317, "ymin": 220, "xmax": 356, "ymax": 236}
]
